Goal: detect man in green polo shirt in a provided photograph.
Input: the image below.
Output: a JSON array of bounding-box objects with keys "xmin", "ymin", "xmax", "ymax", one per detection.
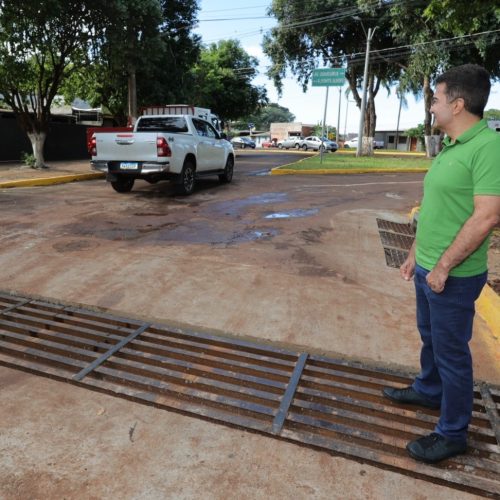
[{"xmin": 383, "ymin": 64, "xmax": 500, "ymax": 463}]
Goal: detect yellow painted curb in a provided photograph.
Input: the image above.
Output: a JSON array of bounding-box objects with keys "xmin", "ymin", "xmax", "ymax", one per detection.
[
  {"xmin": 0, "ymin": 172, "xmax": 104, "ymax": 189},
  {"xmin": 271, "ymin": 167, "xmax": 428, "ymax": 175},
  {"xmin": 476, "ymin": 284, "xmax": 500, "ymax": 340}
]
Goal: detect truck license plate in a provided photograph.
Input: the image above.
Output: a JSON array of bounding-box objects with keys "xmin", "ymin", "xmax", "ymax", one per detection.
[{"xmin": 120, "ymin": 162, "xmax": 138, "ymax": 170}]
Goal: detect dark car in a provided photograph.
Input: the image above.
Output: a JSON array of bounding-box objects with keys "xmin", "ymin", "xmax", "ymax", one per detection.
[{"xmin": 231, "ymin": 136, "xmax": 256, "ymax": 149}]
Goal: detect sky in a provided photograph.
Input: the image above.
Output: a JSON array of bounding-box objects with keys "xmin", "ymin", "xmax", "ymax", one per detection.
[{"xmin": 194, "ymin": 0, "xmax": 500, "ymax": 135}]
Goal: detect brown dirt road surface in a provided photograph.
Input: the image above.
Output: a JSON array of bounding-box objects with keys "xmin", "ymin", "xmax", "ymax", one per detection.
[{"xmin": 0, "ymin": 153, "xmax": 497, "ymax": 499}]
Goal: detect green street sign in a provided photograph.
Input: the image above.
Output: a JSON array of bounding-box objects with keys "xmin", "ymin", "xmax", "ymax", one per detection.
[{"xmin": 312, "ymin": 68, "xmax": 346, "ymax": 87}]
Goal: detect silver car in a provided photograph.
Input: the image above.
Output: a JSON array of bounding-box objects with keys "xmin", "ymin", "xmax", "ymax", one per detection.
[
  {"xmin": 277, "ymin": 136, "xmax": 303, "ymax": 149},
  {"xmin": 301, "ymin": 136, "xmax": 337, "ymax": 152}
]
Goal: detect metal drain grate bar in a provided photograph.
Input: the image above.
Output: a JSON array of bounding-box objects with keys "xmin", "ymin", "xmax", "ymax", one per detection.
[
  {"xmin": 376, "ymin": 218, "xmax": 415, "ymax": 235},
  {"xmin": 379, "ymin": 230, "xmax": 415, "ymax": 250},
  {"xmin": 272, "ymin": 352, "xmax": 308, "ymax": 434},
  {"xmin": 480, "ymin": 383, "xmax": 500, "ymax": 446},
  {"xmin": 1, "ymin": 291, "xmax": 499, "ymax": 498},
  {"xmin": 0, "ymin": 297, "xmax": 32, "ymax": 314},
  {"xmin": 73, "ymin": 323, "xmax": 151, "ymax": 381}
]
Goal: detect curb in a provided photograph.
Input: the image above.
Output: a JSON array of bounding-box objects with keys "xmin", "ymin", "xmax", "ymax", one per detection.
[
  {"xmin": 271, "ymin": 167, "xmax": 428, "ymax": 175},
  {"xmin": 0, "ymin": 172, "xmax": 104, "ymax": 189},
  {"xmin": 476, "ymin": 284, "xmax": 500, "ymax": 341}
]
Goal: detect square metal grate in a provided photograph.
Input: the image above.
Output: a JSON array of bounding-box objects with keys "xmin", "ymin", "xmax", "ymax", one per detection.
[{"xmin": 376, "ymin": 218, "xmax": 416, "ymax": 269}]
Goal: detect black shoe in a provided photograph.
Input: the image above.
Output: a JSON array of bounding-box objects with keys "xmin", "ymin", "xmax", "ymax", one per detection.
[
  {"xmin": 382, "ymin": 386, "xmax": 440, "ymax": 409},
  {"xmin": 406, "ymin": 433, "xmax": 467, "ymax": 463}
]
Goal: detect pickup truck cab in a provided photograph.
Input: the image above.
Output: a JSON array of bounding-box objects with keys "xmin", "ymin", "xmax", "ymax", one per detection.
[{"xmin": 90, "ymin": 114, "xmax": 234, "ymax": 195}]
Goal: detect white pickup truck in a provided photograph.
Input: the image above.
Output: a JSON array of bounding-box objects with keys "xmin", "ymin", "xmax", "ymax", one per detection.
[{"xmin": 90, "ymin": 114, "xmax": 234, "ymax": 195}]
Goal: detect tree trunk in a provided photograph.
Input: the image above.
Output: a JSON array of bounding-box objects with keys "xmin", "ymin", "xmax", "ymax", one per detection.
[
  {"xmin": 27, "ymin": 131, "xmax": 47, "ymax": 168},
  {"xmin": 361, "ymin": 81, "xmax": 377, "ymax": 155},
  {"xmin": 128, "ymin": 66, "xmax": 137, "ymax": 126},
  {"xmin": 423, "ymin": 75, "xmax": 434, "ymax": 158}
]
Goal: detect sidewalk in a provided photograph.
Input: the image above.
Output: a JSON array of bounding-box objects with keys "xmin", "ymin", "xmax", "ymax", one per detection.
[{"xmin": 0, "ymin": 159, "xmax": 102, "ymax": 188}]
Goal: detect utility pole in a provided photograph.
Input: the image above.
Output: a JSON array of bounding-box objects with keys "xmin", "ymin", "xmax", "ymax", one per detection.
[
  {"xmin": 320, "ymin": 86, "xmax": 329, "ymax": 164},
  {"xmin": 356, "ymin": 27, "xmax": 377, "ymax": 157},
  {"xmin": 395, "ymin": 91, "xmax": 403, "ymax": 151},
  {"xmin": 336, "ymin": 87, "xmax": 342, "ymax": 142}
]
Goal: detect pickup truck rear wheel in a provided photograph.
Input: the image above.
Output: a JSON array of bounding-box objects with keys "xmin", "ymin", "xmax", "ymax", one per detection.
[
  {"xmin": 176, "ymin": 160, "xmax": 195, "ymax": 195},
  {"xmin": 294, "ymin": 143, "xmax": 300, "ymax": 150},
  {"xmin": 219, "ymin": 155, "xmax": 234, "ymax": 184},
  {"xmin": 111, "ymin": 175, "xmax": 135, "ymax": 193}
]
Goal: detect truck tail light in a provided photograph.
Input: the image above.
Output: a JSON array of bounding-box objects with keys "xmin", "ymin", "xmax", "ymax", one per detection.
[
  {"xmin": 89, "ymin": 136, "xmax": 97, "ymax": 156},
  {"xmin": 157, "ymin": 137, "xmax": 172, "ymax": 157}
]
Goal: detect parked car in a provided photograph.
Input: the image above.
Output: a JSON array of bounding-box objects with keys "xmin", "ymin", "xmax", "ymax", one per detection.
[
  {"xmin": 277, "ymin": 137, "xmax": 303, "ymax": 149},
  {"xmin": 261, "ymin": 140, "xmax": 277, "ymax": 148},
  {"xmin": 343, "ymin": 137, "xmax": 359, "ymax": 148},
  {"xmin": 321, "ymin": 138, "xmax": 338, "ymax": 152},
  {"xmin": 231, "ymin": 136, "xmax": 256, "ymax": 149},
  {"xmin": 300, "ymin": 136, "xmax": 337, "ymax": 152},
  {"xmin": 344, "ymin": 137, "xmax": 384, "ymax": 149}
]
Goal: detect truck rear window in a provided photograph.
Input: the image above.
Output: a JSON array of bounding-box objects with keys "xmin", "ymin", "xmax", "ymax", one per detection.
[{"xmin": 136, "ymin": 117, "xmax": 188, "ymax": 133}]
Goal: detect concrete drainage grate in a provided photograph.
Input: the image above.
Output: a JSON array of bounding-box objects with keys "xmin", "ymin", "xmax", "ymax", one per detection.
[
  {"xmin": 376, "ymin": 218, "xmax": 416, "ymax": 268},
  {"xmin": 1, "ymin": 291, "xmax": 499, "ymax": 497}
]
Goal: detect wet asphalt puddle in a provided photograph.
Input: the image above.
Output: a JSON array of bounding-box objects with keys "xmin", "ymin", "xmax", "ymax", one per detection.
[{"xmin": 55, "ymin": 192, "xmax": 322, "ymax": 247}]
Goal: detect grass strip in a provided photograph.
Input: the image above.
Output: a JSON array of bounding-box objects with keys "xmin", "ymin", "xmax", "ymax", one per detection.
[{"xmin": 280, "ymin": 153, "xmax": 432, "ymax": 171}]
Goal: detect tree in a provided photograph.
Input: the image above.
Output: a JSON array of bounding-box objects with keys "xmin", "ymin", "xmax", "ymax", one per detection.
[
  {"xmin": 388, "ymin": 0, "xmax": 500, "ymax": 157},
  {"xmin": 485, "ymin": 109, "xmax": 500, "ymax": 120},
  {"xmin": 62, "ymin": 0, "xmax": 201, "ymax": 125},
  {"xmin": 264, "ymin": 0, "xmax": 400, "ymax": 155},
  {"xmin": 0, "ymin": 0, "xmax": 102, "ymax": 167},
  {"xmin": 190, "ymin": 40, "xmax": 268, "ymax": 124},
  {"xmin": 406, "ymin": 123, "xmax": 425, "ymax": 148},
  {"xmin": 234, "ymin": 103, "xmax": 295, "ymax": 130}
]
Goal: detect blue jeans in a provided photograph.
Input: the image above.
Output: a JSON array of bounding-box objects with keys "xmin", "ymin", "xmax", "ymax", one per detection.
[{"xmin": 412, "ymin": 264, "xmax": 487, "ymax": 442}]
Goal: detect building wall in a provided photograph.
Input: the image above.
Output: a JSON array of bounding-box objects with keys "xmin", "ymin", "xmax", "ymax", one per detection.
[
  {"xmin": 270, "ymin": 122, "xmax": 315, "ymax": 142},
  {"xmin": 0, "ymin": 111, "xmax": 89, "ymax": 162}
]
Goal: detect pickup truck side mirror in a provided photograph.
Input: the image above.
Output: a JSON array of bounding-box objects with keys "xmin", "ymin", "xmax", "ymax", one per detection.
[{"xmin": 219, "ymin": 132, "xmax": 228, "ymax": 140}]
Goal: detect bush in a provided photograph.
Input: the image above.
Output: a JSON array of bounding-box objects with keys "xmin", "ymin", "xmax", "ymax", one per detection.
[{"xmin": 21, "ymin": 151, "xmax": 36, "ymax": 168}]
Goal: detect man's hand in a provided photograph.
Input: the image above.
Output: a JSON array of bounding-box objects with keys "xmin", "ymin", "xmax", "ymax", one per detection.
[
  {"xmin": 400, "ymin": 255, "xmax": 416, "ymax": 281},
  {"xmin": 426, "ymin": 265, "xmax": 448, "ymax": 293}
]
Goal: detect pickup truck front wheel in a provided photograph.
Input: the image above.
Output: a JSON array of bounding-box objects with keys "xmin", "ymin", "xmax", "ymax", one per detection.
[
  {"xmin": 111, "ymin": 175, "xmax": 135, "ymax": 193},
  {"xmin": 176, "ymin": 160, "xmax": 196, "ymax": 195},
  {"xmin": 219, "ymin": 155, "xmax": 234, "ymax": 184}
]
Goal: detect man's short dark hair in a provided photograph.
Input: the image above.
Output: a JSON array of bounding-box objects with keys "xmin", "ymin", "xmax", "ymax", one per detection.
[{"xmin": 436, "ymin": 64, "xmax": 491, "ymax": 118}]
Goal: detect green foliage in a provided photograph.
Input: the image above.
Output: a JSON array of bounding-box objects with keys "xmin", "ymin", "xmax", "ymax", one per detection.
[
  {"xmin": 0, "ymin": 0, "xmax": 105, "ymax": 164},
  {"xmin": 190, "ymin": 40, "xmax": 268, "ymax": 122},
  {"xmin": 406, "ymin": 124, "xmax": 426, "ymax": 146},
  {"xmin": 61, "ymin": 0, "xmax": 201, "ymax": 125},
  {"xmin": 485, "ymin": 109, "xmax": 500, "ymax": 120},
  {"xmin": 264, "ymin": 0, "xmax": 399, "ymax": 150},
  {"xmin": 234, "ymin": 103, "xmax": 295, "ymax": 130},
  {"xmin": 20, "ymin": 151, "xmax": 36, "ymax": 168},
  {"xmin": 0, "ymin": 0, "xmax": 100, "ymax": 125}
]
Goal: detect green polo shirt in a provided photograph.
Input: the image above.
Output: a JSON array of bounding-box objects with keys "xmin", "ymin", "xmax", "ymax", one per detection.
[{"xmin": 416, "ymin": 119, "xmax": 500, "ymax": 277}]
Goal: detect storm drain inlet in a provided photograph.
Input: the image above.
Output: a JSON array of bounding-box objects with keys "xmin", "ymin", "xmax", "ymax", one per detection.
[{"xmin": 0, "ymin": 291, "xmax": 499, "ymax": 498}]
